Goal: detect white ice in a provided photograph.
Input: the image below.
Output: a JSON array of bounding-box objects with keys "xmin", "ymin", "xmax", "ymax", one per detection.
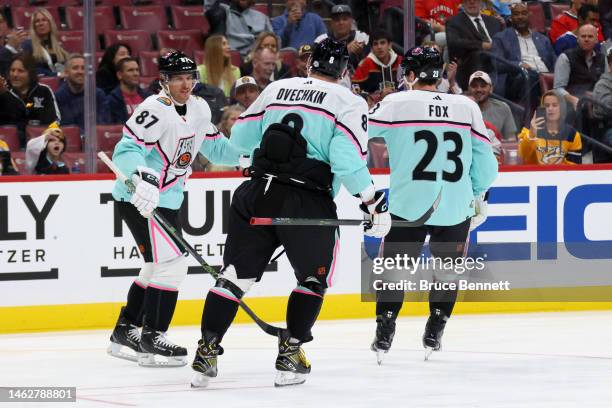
[{"xmin": 1, "ymin": 311, "xmax": 612, "ymax": 408}]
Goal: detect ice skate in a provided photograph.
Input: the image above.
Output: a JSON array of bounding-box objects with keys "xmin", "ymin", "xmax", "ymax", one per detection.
[
  {"xmin": 423, "ymin": 308, "xmax": 448, "ymax": 361},
  {"xmin": 371, "ymin": 311, "xmax": 396, "ymax": 365},
  {"xmin": 137, "ymin": 326, "xmax": 187, "ymax": 367},
  {"xmin": 274, "ymin": 330, "xmax": 311, "ymax": 387},
  {"xmin": 107, "ymin": 307, "xmax": 141, "ymax": 362},
  {"xmin": 191, "ymin": 332, "xmax": 223, "ymax": 388}
]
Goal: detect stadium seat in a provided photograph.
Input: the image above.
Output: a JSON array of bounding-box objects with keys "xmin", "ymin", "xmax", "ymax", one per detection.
[
  {"xmin": 96, "ymin": 125, "xmax": 123, "ymax": 152},
  {"xmin": 156, "ymin": 30, "xmax": 204, "ymax": 58},
  {"xmin": 97, "ymin": 156, "xmax": 113, "ymax": 173},
  {"xmin": 194, "ymin": 49, "xmax": 205, "ymax": 65},
  {"xmin": 62, "ymin": 152, "xmax": 85, "ymax": 171},
  {"xmin": 550, "ymin": 4, "xmax": 569, "ymax": 20},
  {"xmin": 230, "ymin": 50, "xmax": 242, "ymax": 68},
  {"xmin": 39, "ymin": 76, "xmax": 61, "ymax": 92},
  {"xmin": 65, "ymin": 6, "xmax": 116, "ymax": 31},
  {"xmin": 171, "ymin": 5, "xmax": 209, "ymax": 33},
  {"xmin": 62, "ymin": 126, "xmax": 82, "ymax": 152},
  {"xmin": 25, "ymin": 126, "xmax": 47, "ymax": 143},
  {"xmin": 527, "ymin": 2, "xmax": 546, "ymax": 34},
  {"xmin": 58, "ymin": 30, "xmax": 85, "ymax": 53},
  {"xmin": 45, "ymin": 0, "xmax": 80, "ymax": 6},
  {"xmin": 11, "ymin": 7, "xmax": 61, "ymax": 31},
  {"xmin": 103, "ymin": 0, "xmax": 135, "ymax": 6},
  {"xmin": 0, "ymin": 126, "xmax": 20, "ymax": 152},
  {"xmin": 539, "ymin": 73, "xmax": 554, "ymax": 94},
  {"xmin": 119, "ymin": 6, "xmax": 169, "ymax": 34},
  {"xmin": 139, "ymin": 50, "xmax": 160, "ymax": 77},
  {"xmin": 368, "ymin": 139, "xmax": 389, "ymax": 168},
  {"xmin": 252, "ymin": 3, "xmax": 269, "ymax": 15},
  {"xmin": 104, "ymin": 30, "xmax": 153, "ymax": 56},
  {"xmin": 279, "ymin": 48, "xmax": 297, "ymax": 77}
]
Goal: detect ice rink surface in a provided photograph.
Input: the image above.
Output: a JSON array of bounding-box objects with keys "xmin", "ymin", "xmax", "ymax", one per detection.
[{"xmin": 1, "ymin": 311, "xmax": 611, "ymax": 408}]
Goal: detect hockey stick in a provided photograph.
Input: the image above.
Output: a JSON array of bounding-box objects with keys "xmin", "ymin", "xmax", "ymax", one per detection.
[
  {"xmin": 250, "ymin": 188, "xmax": 442, "ymax": 227},
  {"xmin": 97, "ymin": 152, "xmax": 282, "ymax": 337}
]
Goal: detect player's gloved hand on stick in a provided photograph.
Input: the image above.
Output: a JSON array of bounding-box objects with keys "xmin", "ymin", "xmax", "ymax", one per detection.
[
  {"xmin": 130, "ymin": 166, "xmax": 160, "ymax": 218},
  {"xmin": 470, "ymin": 193, "xmax": 488, "ymax": 231},
  {"xmin": 360, "ymin": 191, "xmax": 392, "ymax": 238}
]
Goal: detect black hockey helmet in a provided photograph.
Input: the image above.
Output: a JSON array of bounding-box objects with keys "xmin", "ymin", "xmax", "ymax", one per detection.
[
  {"xmin": 401, "ymin": 46, "xmax": 443, "ymax": 80},
  {"xmin": 159, "ymin": 50, "xmax": 197, "ymax": 76},
  {"xmin": 310, "ymin": 38, "xmax": 349, "ymax": 79}
]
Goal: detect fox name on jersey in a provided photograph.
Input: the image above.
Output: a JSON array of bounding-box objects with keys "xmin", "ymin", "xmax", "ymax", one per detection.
[{"xmin": 112, "ymin": 90, "xmax": 240, "ymax": 210}]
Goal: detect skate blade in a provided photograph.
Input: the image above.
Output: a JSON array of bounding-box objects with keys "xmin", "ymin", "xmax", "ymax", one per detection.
[
  {"xmin": 376, "ymin": 349, "xmax": 387, "ymax": 365},
  {"xmin": 274, "ymin": 370, "xmax": 307, "ymax": 387},
  {"xmin": 107, "ymin": 342, "xmax": 138, "ymax": 362},
  {"xmin": 190, "ymin": 372, "xmax": 212, "ymax": 388},
  {"xmin": 424, "ymin": 347, "xmax": 434, "ymax": 361},
  {"xmin": 138, "ymin": 352, "xmax": 187, "ymax": 367}
]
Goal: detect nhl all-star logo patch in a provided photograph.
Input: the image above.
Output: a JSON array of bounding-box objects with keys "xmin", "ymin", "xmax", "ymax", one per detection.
[{"xmin": 172, "ymin": 135, "xmax": 195, "ymax": 169}]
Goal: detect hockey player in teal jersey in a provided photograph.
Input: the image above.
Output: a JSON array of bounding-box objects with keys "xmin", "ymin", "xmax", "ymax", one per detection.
[
  {"xmin": 108, "ymin": 51, "xmax": 240, "ymax": 367},
  {"xmin": 368, "ymin": 46, "xmax": 498, "ymax": 362},
  {"xmin": 191, "ymin": 39, "xmax": 391, "ymax": 388}
]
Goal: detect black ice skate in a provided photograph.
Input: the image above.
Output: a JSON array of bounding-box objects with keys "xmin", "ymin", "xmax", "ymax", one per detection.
[
  {"xmin": 137, "ymin": 326, "xmax": 187, "ymax": 367},
  {"xmin": 422, "ymin": 308, "xmax": 448, "ymax": 361},
  {"xmin": 107, "ymin": 307, "xmax": 141, "ymax": 362},
  {"xmin": 274, "ymin": 330, "xmax": 311, "ymax": 387},
  {"xmin": 371, "ymin": 311, "xmax": 397, "ymax": 365},
  {"xmin": 191, "ymin": 332, "xmax": 223, "ymax": 388}
]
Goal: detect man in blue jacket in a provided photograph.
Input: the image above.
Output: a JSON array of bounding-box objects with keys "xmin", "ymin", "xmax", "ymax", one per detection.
[
  {"xmin": 108, "ymin": 57, "xmax": 151, "ymax": 124},
  {"xmin": 55, "ymin": 54, "xmax": 110, "ymax": 132},
  {"xmin": 492, "ymin": 2, "xmax": 556, "ymax": 106},
  {"xmin": 271, "ymin": 0, "xmax": 327, "ymax": 49}
]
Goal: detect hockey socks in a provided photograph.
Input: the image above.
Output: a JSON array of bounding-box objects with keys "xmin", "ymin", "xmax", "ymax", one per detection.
[
  {"xmin": 201, "ymin": 288, "xmax": 240, "ymax": 340},
  {"xmin": 429, "ymin": 287, "xmax": 458, "ymax": 318},
  {"xmin": 143, "ymin": 286, "xmax": 178, "ymax": 332},
  {"xmin": 123, "ymin": 281, "xmax": 146, "ymax": 326},
  {"xmin": 286, "ymin": 284, "xmax": 324, "ymax": 342},
  {"xmin": 375, "ymin": 289, "xmax": 404, "ymax": 317}
]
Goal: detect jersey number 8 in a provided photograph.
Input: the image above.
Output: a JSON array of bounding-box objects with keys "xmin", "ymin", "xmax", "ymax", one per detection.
[{"xmin": 413, "ymin": 130, "xmax": 463, "ymax": 182}]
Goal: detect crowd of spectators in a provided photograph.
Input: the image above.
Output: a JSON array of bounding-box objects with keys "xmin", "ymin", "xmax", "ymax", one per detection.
[{"xmin": 0, "ymin": 0, "xmax": 611, "ymax": 176}]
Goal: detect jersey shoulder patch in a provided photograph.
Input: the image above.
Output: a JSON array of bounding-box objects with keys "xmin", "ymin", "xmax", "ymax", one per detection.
[{"xmin": 156, "ymin": 96, "xmax": 172, "ymax": 106}]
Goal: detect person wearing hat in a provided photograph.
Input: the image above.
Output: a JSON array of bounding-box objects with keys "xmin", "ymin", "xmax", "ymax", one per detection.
[
  {"xmin": 232, "ymin": 75, "xmax": 260, "ymax": 109},
  {"xmin": 271, "ymin": 0, "xmax": 327, "ymax": 49},
  {"xmin": 468, "ymin": 70, "xmax": 517, "ymax": 141},
  {"xmin": 296, "ymin": 44, "xmax": 312, "ymax": 77},
  {"xmin": 314, "ymin": 4, "xmax": 369, "ymax": 74},
  {"xmin": 25, "ymin": 122, "xmax": 69, "ymax": 175}
]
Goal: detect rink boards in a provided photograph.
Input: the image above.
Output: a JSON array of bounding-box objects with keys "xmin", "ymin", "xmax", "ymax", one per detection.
[{"xmin": 2, "ymin": 166, "xmax": 612, "ymax": 332}]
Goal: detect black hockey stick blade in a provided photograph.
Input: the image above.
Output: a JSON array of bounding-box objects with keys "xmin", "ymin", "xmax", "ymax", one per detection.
[{"xmin": 251, "ymin": 188, "xmax": 442, "ymax": 228}]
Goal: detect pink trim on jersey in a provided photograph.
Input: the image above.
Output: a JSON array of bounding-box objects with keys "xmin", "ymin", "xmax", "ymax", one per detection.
[
  {"xmin": 293, "ymin": 288, "xmax": 323, "ymax": 298},
  {"xmin": 123, "ymin": 126, "xmax": 145, "ymax": 146},
  {"xmin": 326, "ymin": 233, "xmax": 340, "ymax": 287},
  {"xmin": 236, "ymin": 114, "xmax": 263, "ymax": 123},
  {"xmin": 134, "ymin": 279, "xmax": 148, "ymax": 289},
  {"xmin": 470, "ymin": 131, "xmax": 492, "ymax": 145},
  {"xmin": 149, "ymin": 218, "xmax": 181, "ymax": 263},
  {"xmin": 153, "ymin": 144, "xmax": 174, "ymax": 193},
  {"xmin": 149, "ymin": 218, "xmax": 159, "ymax": 263},
  {"xmin": 368, "ymin": 121, "xmax": 492, "ymax": 145},
  {"xmin": 148, "ymin": 282, "xmax": 178, "ymax": 292},
  {"xmin": 210, "ymin": 288, "xmax": 240, "ymax": 303},
  {"xmin": 267, "ymin": 105, "xmax": 366, "ymax": 160}
]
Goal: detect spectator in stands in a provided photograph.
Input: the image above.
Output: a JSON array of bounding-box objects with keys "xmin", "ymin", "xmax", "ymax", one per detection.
[
  {"xmin": 600, "ymin": 0, "xmax": 611, "ymax": 40},
  {"xmin": 21, "ymin": 8, "xmax": 68, "ymax": 77},
  {"xmin": 550, "ymin": 0, "xmax": 604, "ymax": 44},
  {"xmin": 232, "ymin": 76, "xmax": 260, "ymax": 109},
  {"xmin": 468, "ymin": 70, "xmax": 517, "ymax": 141},
  {"xmin": 55, "ymin": 54, "xmax": 110, "ymax": 132},
  {"xmin": 314, "ymin": 5, "xmax": 369, "ymax": 74},
  {"xmin": 241, "ymin": 32, "xmax": 291, "ymax": 81},
  {"xmin": 198, "ymin": 35, "xmax": 241, "ymax": 98},
  {"xmin": 446, "ymin": 0, "xmax": 502, "ymax": 90},
  {"xmin": 0, "ymin": 139, "xmax": 19, "ymax": 175},
  {"xmin": 96, "ymin": 43, "xmax": 132, "ymax": 95},
  {"xmin": 250, "ymin": 48, "xmax": 277, "ymax": 89},
  {"xmin": 108, "ymin": 57, "xmax": 151, "ymax": 124},
  {"xmin": 553, "ymin": 24, "xmax": 607, "ymax": 110},
  {"xmin": 272, "ymin": 0, "xmax": 327, "ymax": 50},
  {"xmin": 195, "ymin": 104, "xmax": 245, "ymax": 172},
  {"xmin": 415, "ymin": 0, "xmax": 461, "ymax": 49},
  {"xmin": 0, "ymin": 11, "xmax": 28, "ymax": 77},
  {"xmin": 0, "ymin": 54, "xmax": 59, "ymax": 146},
  {"xmin": 352, "ymin": 30, "xmax": 402, "ymax": 99},
  {"xmin": 205, "ymin": 0, "xmax": 273, "ymax": 58},
  {"xmin": 518, "ymin": 90, "xmax": 582, "ymax": 164},
  {"xmin": 25, "ymin": 122, "xmax": 70, "ymax": 174},
  {"xmin": 492, "ymin": 2, "xmax": 555, "ymax": 105},
  {"xmin": 591, "ymin": 48, "xmax": 612, "ymax": 162},
  {"xmin": 296, "ymin": 44, "xmax": 312, "ymax": 77},
  {"xmin": 555, "ymin": 5, "xmax": 601, "ymax": 56},
  {"xmin": 421, "ymin": 40, "xmax": 462, "ymax": 94}
]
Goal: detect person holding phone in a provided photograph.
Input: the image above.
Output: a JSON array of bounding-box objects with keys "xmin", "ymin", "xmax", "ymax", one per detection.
[
  {"xmin": 0, "ymin": 10, "xmax": 29, "ymax": 76},
  {"xmin": 518, "ymin": 90, "xmax": 582, "ymax": 165},
  {"xmin": 271, "ymin": 0, "xmax": 327, "ymax": 49}
]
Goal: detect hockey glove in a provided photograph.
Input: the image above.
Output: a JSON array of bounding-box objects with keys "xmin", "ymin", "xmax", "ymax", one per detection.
[
  {"xmin": 470, "ymin": 193, "xmax": 488, "ymax": 231},
  {"xmin": 360, "ymin": 191, "xmax": 392, "ymax": 238},
  {"xmin": 130, "ymin": 166, "xmax": 160, "ymax": 218}
]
